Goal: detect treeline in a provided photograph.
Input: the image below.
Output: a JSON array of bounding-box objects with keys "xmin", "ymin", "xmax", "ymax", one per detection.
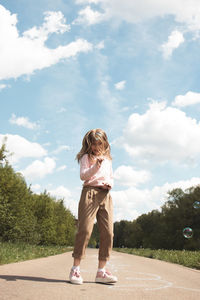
[
  {"xmin": 0, "ymin": 143, "xmax": 76, "ymax": 245},
  {"xmin": 90, "ymin": 187, "xmax": 200, "ymax": 251}
]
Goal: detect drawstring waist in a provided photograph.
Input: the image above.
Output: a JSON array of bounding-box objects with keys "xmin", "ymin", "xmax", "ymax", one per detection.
[{"xmin": 83, "ymin": 185, "xmax": 110, "ymax": 192}]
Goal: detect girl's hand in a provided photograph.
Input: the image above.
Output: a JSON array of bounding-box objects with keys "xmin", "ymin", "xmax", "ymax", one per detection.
[
  {"xmin": 102, "ymin": 183, "xmax": 111, "ymax": 190},
  {"xmin": 96, "ymin": 158, "xmax": 104, "ymax": 167}
]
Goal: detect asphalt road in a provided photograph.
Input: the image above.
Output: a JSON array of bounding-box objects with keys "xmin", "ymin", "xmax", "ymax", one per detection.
[{"xmin": 0, "ymin": 248, "xmax": 200, "ymax": 300}]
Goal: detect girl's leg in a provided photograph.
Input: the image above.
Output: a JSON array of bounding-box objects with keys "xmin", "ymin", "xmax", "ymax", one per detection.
[
  {"xmin": 70, "ymin": 187, "xmax": 99, "ymax": 285},
  {"xmin": 73, "ymin": 258, "xmax": 81, "ymax": 267},
  {"xmin": 98, "ymin": 260, "xmax": 106, "ymax": 269},
  {"xmin": 96, "ymin": 194, "xmax": 117, "ymax": 283},
  {"xmin": 96, "ymin": 193, "xmax": 113, "ymax": 263},
  {"xmin": 72, "ymin": 187, "xmax": 98, "ymax": 261}
]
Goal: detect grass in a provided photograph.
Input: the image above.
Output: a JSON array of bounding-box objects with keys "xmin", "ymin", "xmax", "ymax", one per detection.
[
  {"xmin": 114, "ymin": 248, "xmax": 200, "ymax": 270},
  {"xmin": 0, "ymin": 242, "xmax": 73, "ymax": 265}
]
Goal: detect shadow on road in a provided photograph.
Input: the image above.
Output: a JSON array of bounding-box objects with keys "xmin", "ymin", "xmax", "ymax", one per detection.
[
  {"xmin": 0, "ymin": 275, "xmax": 96, "ymax": 285},
  {"xmin": 0, "ymin": 275, "xmax": 67, "ymax": 283}
]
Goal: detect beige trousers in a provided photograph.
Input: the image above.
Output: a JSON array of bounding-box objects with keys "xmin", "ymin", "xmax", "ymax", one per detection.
[{"xmin": 72, "ymin": 186, "xmax": 113, "ymax": 261}]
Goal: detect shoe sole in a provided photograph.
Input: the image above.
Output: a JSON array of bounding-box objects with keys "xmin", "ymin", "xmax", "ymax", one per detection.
[
  {"xmin": 95, "ymin": 279, "xmax": 117, "ymax": 284},
  {"xmin": 69, "ymin": 280, "xmax": 83, "ymax": 285}
]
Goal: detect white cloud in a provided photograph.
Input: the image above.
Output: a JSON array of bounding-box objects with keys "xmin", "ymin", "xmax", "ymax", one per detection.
[
  {"xmin": 52, "ymin": 145, "xmax": 70, "ymax": 155},
  {"xmin": 21, "ymin": 157, "xmax": 56, "ymax": 179},
  {"xmin": 0, "ymin": 5, "xmax": 93, "ymax": 80},
  {"xmin": 23, "ymin": 11, "xmax": 70, "ymax": 39},
  {"xmin": 114, "ymin": 165, "xmax": 151, "ymax": 187},
  {"xmin": 57, "ymin": 165, "xmax": 67, "ymax": 171},
  {"xmin": 0, "ymin": 134, "xmax": 47, "ymax": 163},
  {"xmin": 73, "ymin": 5, "xmax": 105, "ymax": 25},
  {"xmin": 77, "ymin": 0, "xmax": 177, "ymax": 23},
  {"xmin": 95, "ymin": 41, "xmax": 105, "ymax": 49},
  {"xmin": 114, "ymin": 80, "xmax": 126, "ymax": 90},
  {"xmin": 76, "ymin": 0, "xmax": 200, "ymax": 32},
  {"xmin": 76, "ymin": 0, "xmax": 200, "ymax": 53},
  {"xmin": 31, "ymin": 184, "xmax": 41, "ymax": 191},
  {"xmin": 161, "ymin": 30, "xmax": 184, "ymax": 59},
  {"xmin": 48, "ymin": 185, "xmax": 71, "ymax": 199},
  {"xmin": 0, "ymin": 84, "xmax": 9, "ymax": 91},
  {"xmin": 112, "ymin": 177, "xmax": 200, "ymax": 221},
  {"xmin": 172, "ymin": 91, "xmax": 200, "ymax": 107},
  {"xmin": 121, "ymin": 101, "xmax": 200, "ymax": 165},
  {"xmin": 9, "ymin": 114, "xmax": 38, "ymax": 129},
  {"xmin": 48, "ymin": 185, "xmax": 78, "ymax": 214}
]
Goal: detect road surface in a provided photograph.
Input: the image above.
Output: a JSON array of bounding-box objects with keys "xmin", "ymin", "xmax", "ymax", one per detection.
[{"xmin": 0, "ymin": 248, "xmax": 200, "ymax": 300}]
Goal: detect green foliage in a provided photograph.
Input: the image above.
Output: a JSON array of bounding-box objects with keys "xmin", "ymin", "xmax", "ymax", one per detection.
[
  {"xmin": 161, "ymin": 187, "xmax": 200, "ymax": 250},
  {"xmin": 0, "ymin": 143, "xmax": 7, "ymax": 162},
  {"xmin": 115, "ymin": 248, "xmax": 200, "ymax": 270},
  {"xmin": 88, "ymin": 223, "xmax": 99, "ymax": 248},
  {"xmin": 112, "ymin": 187, "xmax": 200, "ymax": 250},
  {"xmin": 0, "ymin": 242, "xmax": 73, "ymax": 265},
  {"xmin": 0, "ymin": 143, "xmax": 76, "ymax": 246}
]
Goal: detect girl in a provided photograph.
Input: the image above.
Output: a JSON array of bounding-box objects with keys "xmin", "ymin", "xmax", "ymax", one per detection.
[{"xmin": 69, "ymin": 129, "xmax": 117, "ymax": 285}]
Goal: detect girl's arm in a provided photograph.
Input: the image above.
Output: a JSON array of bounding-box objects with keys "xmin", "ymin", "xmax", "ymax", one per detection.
[{"xmin": 80, "ymin": 154, "xmax": 100, "ymax": 181}]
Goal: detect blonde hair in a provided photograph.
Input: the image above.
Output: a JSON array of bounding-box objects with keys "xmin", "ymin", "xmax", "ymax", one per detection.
[{"xmin": 76, "ymin": 128, "xmax": 112, "ymax": 162}]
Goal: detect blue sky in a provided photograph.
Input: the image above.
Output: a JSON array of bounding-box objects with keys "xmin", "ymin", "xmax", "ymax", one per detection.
[{"xmin": 1, "ymin": 0, "xmax": 200, "ymax": 221}]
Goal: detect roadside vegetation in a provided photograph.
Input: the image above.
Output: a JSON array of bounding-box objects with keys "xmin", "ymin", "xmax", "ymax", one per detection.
[
  {"xmin": 114, "ymin": 248, "xmax": 200, "ymax": 270},
  {"xmin": 0, "ymin": 141, "xmax": 76, "ymax": 247},
  {"xmin": 0, "ymin": 242, "xmax": 73, "ymax": 265},
  {"xmin": 112, "ymin": 187, "xmax": 200, "ymax": 251}
]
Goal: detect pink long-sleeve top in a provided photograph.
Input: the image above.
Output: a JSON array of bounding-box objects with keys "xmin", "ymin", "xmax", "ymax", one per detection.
[{"xmin": 79, "ymin": 154, "xmax": 114, "ymax": 188}]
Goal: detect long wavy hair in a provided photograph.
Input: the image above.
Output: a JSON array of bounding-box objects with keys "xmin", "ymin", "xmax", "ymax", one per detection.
[{"xmin": 76, "ymin": 128, "xmax": 112, "ymax": 162}]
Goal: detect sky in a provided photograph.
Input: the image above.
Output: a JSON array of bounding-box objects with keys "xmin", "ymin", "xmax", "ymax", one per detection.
[{"xmin": 1, "ymin": 0, "xmax": 200, "ymax": 221}]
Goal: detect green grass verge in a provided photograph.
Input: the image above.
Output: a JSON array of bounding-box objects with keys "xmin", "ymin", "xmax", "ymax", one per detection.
[
  {"xmin": 0, "ymin": 242, "xmax": 73, "ymax": 265},
  {"xmin": 114, "ymin": 248, "xmax": 200, "ymax": 270}
]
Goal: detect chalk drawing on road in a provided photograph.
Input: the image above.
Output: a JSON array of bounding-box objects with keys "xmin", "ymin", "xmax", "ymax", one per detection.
[
  {"xmin": 109, "ymin": 272, "xmax": 173, "ymax": 291},
  {"xmin": 106, "ymin": 262, "xmax": 130, "ymax": 273},
  {"xmin": 173, "ymin": 286, "xmax": 200, "ymax": 293}
]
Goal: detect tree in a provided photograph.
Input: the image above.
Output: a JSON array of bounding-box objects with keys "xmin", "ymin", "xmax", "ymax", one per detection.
[
  {"xmin": 113, "ymin": 186, "xmax": 200, "ymax": 250},
  {"xmin": 0, "ymin": 163, "xmax": 37, "ymax": 243},
  {"xmin": 161, "ymin": 187, "xmax": 200, "ymax": 250},
  {"xmin": 0, "ymin": 142, "xmax": 76, "ymax": 245}
]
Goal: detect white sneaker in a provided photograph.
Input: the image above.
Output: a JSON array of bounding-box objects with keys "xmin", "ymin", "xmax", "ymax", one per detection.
[
  {"xmin": 95, "ymin": 269, "xmax": 117, "ymax": 284},
  {"xmin": 69, "ymin": 268, "xmax": 83, "ymax": 285}
]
